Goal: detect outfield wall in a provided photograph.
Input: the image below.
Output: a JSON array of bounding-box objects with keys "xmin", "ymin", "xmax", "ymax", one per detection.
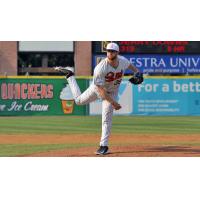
[
  {"xmin": 89, "ymin": 76, "xmax": 200, "ymax": 116},
  {"xmin": 0, "ymin": 76, "xmax": 88, "ymax": 116},
  {"xmin": 1, "ymin": 76, "xmax": 200, "ymax": 116}
]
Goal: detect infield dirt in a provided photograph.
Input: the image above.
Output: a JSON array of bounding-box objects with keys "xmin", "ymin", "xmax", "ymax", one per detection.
[{"xmin": 1, "ymin": 133, "xmax": 200, "ymax": 157}]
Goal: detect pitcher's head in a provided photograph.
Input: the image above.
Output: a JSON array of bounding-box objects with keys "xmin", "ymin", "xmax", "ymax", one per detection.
[{"xmin": 106, "ymin": 42, "xmax": 119, "ymax": 61}]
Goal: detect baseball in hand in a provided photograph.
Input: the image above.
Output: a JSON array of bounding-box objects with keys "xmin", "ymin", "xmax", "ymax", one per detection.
[{"xmin": 112, "ymin": 102, "xmax": 122, "ymax": 110}]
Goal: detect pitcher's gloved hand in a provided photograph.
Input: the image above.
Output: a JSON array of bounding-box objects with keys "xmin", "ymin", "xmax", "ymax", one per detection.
[{"xmin": 129, "ymin": 72, "xmax": 144, "ymax": 85}]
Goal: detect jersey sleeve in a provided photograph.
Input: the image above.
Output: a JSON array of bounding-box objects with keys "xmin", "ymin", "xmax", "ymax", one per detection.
[{"xmin": 93, "ymin": 65, "xmax": 105, "ymax": 86}]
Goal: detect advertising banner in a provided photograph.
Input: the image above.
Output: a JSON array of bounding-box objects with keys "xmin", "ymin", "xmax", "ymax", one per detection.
[
  {"xmin": 92, "ymin": 55, "xmax": 200, "ymax": 75},
  {"xmin": 89, "ymin": 77, "xmax": 200, "ymax": 116},
  {"xmin": 0, "ymin": 77, "xmax": 88, "ymax": 116},
  {"xmin": 134, "ymin": 77, "xmax": 200, "ymax": 115}
]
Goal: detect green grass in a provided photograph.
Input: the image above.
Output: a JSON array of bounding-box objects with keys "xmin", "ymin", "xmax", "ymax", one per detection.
[
  {"xmin": 0, "ymin": 116, "xmax": 200, "ymax": 135},
  {"xmin": 0, "ymin": 143, "xmax": 95, "ymax": 157},
  {"xmin": 0, "ymin": 116, "xmax": 200, "ymax": 156}
]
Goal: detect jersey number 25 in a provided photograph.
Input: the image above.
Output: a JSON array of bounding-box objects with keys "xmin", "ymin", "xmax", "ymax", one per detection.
[{"xmin": 105, "ymin": 70, "xmax": 123, "ymax": 83}]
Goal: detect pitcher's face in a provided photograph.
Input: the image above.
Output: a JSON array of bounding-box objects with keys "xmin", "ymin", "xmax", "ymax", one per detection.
[{"xmin": 107, "ymin": 50, "xmax": 118, "ymax": 61}]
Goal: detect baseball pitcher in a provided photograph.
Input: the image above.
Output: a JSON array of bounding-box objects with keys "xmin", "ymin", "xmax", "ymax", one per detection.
[{"xmin": 55, "ymin": 42, "xmax": 143, "ymax": 155}]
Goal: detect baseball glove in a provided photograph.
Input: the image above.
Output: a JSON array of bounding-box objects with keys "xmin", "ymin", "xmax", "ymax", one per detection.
[{"xmin": 129, "ymin": 72, "xmax": 144, "ymax": 85}]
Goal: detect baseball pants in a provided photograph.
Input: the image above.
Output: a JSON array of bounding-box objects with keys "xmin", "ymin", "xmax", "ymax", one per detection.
[{"xmin": 67, "ymin": 76, "xmax": 117, "ymax": 146}]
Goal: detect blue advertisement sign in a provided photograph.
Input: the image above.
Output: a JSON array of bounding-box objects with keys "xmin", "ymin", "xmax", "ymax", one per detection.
[
  {"xmin": 133, "ymin": 78, "xmax": 200, "ymax": 115},
  {"xmin": 92, "ymin": 55, "xmax": 200, "ymax": 74},
  {"xmin": 89, "ymin": 77, "xmax": 200, "ymax": 116}
]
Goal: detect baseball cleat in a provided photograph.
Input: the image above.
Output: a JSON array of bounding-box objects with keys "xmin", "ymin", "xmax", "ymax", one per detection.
[
  {"xmin": 95, "ymin": 146, "xmax": 109, "ymax": 155},
  {"xmin": 54, "ymin": 66, "xmax": 74, "ymax": 78}
]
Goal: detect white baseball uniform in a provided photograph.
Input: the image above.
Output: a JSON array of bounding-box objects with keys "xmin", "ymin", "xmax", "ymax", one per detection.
[{"xmin": 67, "ymin": 55, "xmax": 130, "ymax": 146}]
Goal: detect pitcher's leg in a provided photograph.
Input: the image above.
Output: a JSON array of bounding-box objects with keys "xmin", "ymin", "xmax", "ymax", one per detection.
[
  {"xmin": 67, "ymin": 76, "xmax": 82, "ymax": 99},
  {"xmin": 100, "ymin": 93, "xmax": 118, "ymax": 147},
  {"xmin": 100, "ymin": 100, "xmax": 114, "ymax": 146},
  {"xmin": 67, "ymin": 76, "xmax": 98, "ymax": 105}
]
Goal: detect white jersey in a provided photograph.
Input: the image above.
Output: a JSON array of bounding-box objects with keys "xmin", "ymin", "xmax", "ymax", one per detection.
[{"xmin": 92, "ymin": 55, "xmax": 130, "ymax": 93}]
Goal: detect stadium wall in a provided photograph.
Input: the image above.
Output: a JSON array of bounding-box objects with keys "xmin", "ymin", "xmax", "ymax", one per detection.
[
  {"xmin": 0, "ymin": 76, "xmax": 200, "ymax": 116},
  {"xmin": 0, "ymin": 76, "xmax": 89, "ymax": 116}
]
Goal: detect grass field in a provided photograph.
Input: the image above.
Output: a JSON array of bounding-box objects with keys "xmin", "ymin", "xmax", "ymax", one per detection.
[{"xmin": 0, "ymin": 116, "xmax": 200, "ymax": 156}]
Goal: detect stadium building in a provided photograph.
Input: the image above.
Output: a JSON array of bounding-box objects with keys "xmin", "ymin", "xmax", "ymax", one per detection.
[{"xmin": 0, "ymin": 41, "xmax": 92, "ymax": 76}]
